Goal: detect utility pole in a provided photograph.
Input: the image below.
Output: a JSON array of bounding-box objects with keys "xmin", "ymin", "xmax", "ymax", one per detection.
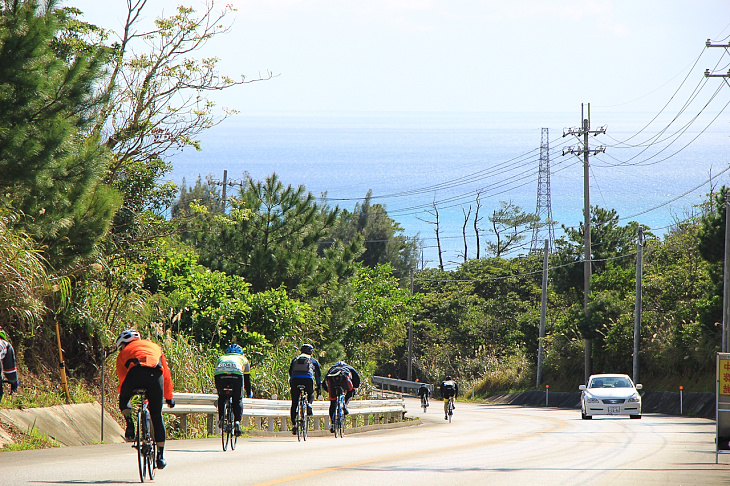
[
  {"xmin": 407, "ymin": 268, "xmax": 414, "ymax": 381},
  {"xmin": 563, "ymin": 103, "xmax": 606, "ymax": 383},
  {"xmin": 221, "ymin": 169, "xmax": 228, "ymax": 203},
  {"xmin": 536, "ymin": 239, "xmax": 549, "ymax": 387},
  {"xmin": 705, "ymin": 42, "xmax": 730, "ymax": 351},
  {"xmin": 633, "ymin": 227, "xmax": 644, "ymax": 384},
  {"xmin": 722, "ymin": 193, "xmax": 730, "ymax": 353}
]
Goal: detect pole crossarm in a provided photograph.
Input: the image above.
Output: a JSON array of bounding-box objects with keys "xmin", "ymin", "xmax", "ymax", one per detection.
[
  {"xmin": 562, "ymin": 145, "xmax": 606, "ymax": 156},
  {"xmin": 705, "ymin": 40, "xmax": 730, "ymax": 79},
  {"xmin": 705, "ymin": 69, "xmax": 730, "ymax": 78}
]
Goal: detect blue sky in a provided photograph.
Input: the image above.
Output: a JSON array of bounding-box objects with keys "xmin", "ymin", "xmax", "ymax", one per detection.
[{"xmin": 68, "ymin": 0, "xmax": 730, "ymax": 115}]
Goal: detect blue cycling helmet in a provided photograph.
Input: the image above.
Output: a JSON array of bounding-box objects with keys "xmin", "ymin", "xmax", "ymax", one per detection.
[
  {"xmin": 335, "ymin": 360, "xmax": 347, "ymax": 367},
  {"xmin": 226, "ymin": 344, "xmax": 243, "ymax": 355}
]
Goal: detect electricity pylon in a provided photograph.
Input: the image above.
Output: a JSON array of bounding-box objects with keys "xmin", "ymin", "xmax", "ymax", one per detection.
[{"xmin": 530, "ymin": 128, "xmax": 556, "ymax": 253}]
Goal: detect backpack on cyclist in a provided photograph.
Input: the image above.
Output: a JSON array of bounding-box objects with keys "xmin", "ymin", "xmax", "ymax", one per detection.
[
  {"xmin": 441, "ymin": 380, "xmax": 456, "ymax": 397},
  {"xmin": 326, "ymin": 367, "xmax": 353, "ymax": 392},
  {"xmin": 291, "ymin": 354, "xmax": 313, "ymax": 376}
]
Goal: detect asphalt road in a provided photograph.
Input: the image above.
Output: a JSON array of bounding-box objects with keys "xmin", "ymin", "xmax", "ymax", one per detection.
[{"xmin": 2, "ymin": 397, "xmax": 729, "ymax": 485}]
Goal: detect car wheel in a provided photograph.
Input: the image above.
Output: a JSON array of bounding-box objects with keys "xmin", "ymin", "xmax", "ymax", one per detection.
[
  {"xmin": 581, "ymin": 410, "xmax": 591, "ymax": 420},
  {"xmin": 630, "ymin": 414, "xmax": 641, "ymax": 419}
]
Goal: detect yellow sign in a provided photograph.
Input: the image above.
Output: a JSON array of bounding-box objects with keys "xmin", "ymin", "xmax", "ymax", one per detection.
[{"xmin": 720, "ymin": 359, "xmax": 730, "ymax": 395}]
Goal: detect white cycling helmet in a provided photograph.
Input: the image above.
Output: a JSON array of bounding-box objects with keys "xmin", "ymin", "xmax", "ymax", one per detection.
[{"xmin": 116, "ymin": 329, "xmax": 141, "ymax": 350}]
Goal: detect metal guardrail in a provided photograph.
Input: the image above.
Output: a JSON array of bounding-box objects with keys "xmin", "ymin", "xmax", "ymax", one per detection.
[
  {"xmin": 372, "ymin": 376, "xmax": 433, "ymax": 394},
  {"xmin": 162, "ymin": 393, "xmax": 407, "ymax": 435}
]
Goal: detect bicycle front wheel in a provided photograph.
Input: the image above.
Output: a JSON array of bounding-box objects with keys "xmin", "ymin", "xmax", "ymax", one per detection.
[
  {"xmin": 145, "ymin": 430, "xmax": 156, "ymax": 481},
  {"xmin": 337, "ymin": 416, "xmax": 344, "ymax": 438}
]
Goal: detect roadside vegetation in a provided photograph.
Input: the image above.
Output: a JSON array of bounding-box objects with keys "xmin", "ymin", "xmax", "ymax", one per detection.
[{"xmin": 0, "ymin": 0, "xmax": 725, "ymax": 449}]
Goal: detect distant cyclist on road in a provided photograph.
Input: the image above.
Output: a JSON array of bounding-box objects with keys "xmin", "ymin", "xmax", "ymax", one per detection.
[
  {"xmin": 288, "ymin": 344, "xmax": 321, "ymax": 436},
  {"xmin": 417, "ymin": 382, "xmax": 431, "ymax": 408},
  {"xmin": 116, "ymin": 330, "xmax": 175, "ymax": 470},
  {"xmin": 322, "ymin": 360, "xmax": 360, "ymax": 433},
  {"xmin": 0, "ymin": 327, "xmax": 19, "ymax": 400},
  {"xmin": 439, "ymin": 375, "xmax": 458, "ymax": 420},
  {"xmin": 214, "ymin": 344, "xmax": 252, "ymax": 436}
]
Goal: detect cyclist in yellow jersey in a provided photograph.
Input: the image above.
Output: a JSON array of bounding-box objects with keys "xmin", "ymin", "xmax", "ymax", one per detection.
[{"xmin": 214, "ymin": 344, "xmax": 252, "ymax": 436}]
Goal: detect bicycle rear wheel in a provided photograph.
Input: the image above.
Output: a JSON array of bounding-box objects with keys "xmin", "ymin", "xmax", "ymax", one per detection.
[
  {"xmin": 136, "ymin": 408, "xmax": 145, "ymax": 482},
  {"xmin": 221, "ymin": 399, "xmax": 230, "ymax": 451},
  {"xmin": 448, "ymin": 400, "xmax": 453, "ymax": 423},
  {"xmin": 229, "ymin": 399, "xmax": 237, "ymax": 450},
  {"xmin": 301, "ymin": 395, "xmax": 309, "ymax": 441},
  {"xmin": 296, "ymin": 397, "xmax": 304, "ymax": 442},
  {"xmin": 336, "ymin": 399, "xmax": 344, "ymax": 438}
]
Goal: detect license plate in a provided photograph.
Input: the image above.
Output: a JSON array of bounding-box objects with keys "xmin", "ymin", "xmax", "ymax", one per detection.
[{"xmin": 608, "ymin": 406, "xmax": 620, "ymax": 414}]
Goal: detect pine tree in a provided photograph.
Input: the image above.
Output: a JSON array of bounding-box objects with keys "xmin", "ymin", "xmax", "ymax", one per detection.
[{"xmin": 0, "ymin": 0, "xmax": 119, "ymax": 266}]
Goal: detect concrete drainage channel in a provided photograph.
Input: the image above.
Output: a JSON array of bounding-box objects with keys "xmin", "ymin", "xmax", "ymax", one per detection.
[{"xmin": 0, "ymin": 397, "xmax": 417, "ymax": 448}]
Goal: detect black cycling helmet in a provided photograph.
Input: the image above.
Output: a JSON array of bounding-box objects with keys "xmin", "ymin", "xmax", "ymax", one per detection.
[
  {"xmin": 444, "ymin": 375, "xmax": 452, "ymax": 380},
  {"xmin": 300, "ymin": 343, "xmax": 314, "ymax": 355}
]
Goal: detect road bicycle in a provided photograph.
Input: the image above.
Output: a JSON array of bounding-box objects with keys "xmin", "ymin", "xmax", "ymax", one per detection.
[
  {"xmin": 446, "ymin": 396, "xmax": 454, "ymax": 423},
  {"xmin": 296, "ymin": 384, "xmax": 308, "ymax": 442},
  {"xmin": 332, "ymin": 389, "xmax": 345, "ymax": 438},
  {"xmin": 220, "ymin": 386, "xmax": 237, "ymax": 451},
  {"xmin": 421, "ymin": 394, "xmax": 429, "ymax": 413},
  {"xmin": 131, "ymin": 389, "xmax": 156, "ymax": 483}
]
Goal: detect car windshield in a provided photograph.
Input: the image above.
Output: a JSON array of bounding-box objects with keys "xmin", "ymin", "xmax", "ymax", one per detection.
[{"xmin": 589, "ymin": 377, "xmax": 632, "ymax": 388}]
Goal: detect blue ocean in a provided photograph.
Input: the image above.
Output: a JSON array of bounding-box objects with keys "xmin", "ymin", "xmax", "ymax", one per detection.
[{"xmin": 171, "ymin": 111, "xmax": 730, "ymax": 269}]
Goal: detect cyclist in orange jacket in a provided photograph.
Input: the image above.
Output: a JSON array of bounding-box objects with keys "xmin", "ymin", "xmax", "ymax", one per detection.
[{"xmin": 116, "ymin": 330, "xmax": 175, "ymax": 469}]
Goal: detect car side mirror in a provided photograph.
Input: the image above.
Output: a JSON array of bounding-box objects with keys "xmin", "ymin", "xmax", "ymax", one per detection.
[
  {"xmin": 635, "ymin": 384, "xmax": 642, "ymax": 390},
  {"xmin": 579, "ymin": 385, "xmax": 587, "ymax": 391}
]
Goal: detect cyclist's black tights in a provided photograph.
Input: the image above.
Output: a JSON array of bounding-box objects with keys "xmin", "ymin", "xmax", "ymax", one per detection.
[
  {"xmin": 119, "ymin": 366, "xmax": 165, "ymax": 444},
  {"xmin": 215, "ymin": 374, "xmax": 243, "ymax": 421},
  {"xmin": 289, "ymin": 377, "xmax": 314, "ymax": 424}
]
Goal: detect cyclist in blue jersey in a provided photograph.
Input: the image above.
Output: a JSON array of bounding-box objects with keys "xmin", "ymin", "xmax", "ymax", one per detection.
[
  {"xmin": 214, "ymin": 344, "xmax": 252, "ymax": 436},
  {"xmin": 322, "ymin": 361, "xmax": 360, "ymax": 433},
  {"xmin": 288, "ymin": 344, "xmax": 321, "ymax": 436}
]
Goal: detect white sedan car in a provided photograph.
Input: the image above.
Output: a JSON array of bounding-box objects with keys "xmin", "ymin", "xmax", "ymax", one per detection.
[{"xmin": 579, "ymin": 374, "xmax": 642, "ymax": 420}]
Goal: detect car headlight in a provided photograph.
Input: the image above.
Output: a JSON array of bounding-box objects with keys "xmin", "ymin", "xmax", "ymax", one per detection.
[
  {"xmin": 626, "ymin": 394, "xmax": 640, "ymax": 403},
  {"xmin": 586, "ymin": 397, "xmax": 600, "ymax": 403}
]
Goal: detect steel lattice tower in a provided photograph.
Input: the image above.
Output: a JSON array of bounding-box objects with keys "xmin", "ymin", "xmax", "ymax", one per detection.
[{"xmin": 530, "ymin": 128, "xmax": 556, "ymax": 253}]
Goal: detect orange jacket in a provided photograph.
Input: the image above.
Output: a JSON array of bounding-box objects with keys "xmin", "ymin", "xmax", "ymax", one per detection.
[{"xmin": 116, "ymin": 339, "xmax": 173, "ymax": 401}]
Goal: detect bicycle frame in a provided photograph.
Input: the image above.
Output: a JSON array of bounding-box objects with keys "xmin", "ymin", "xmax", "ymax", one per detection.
[{"xmin": 333, "ymin": 390, "xmax": 345, "ymax": 438}]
